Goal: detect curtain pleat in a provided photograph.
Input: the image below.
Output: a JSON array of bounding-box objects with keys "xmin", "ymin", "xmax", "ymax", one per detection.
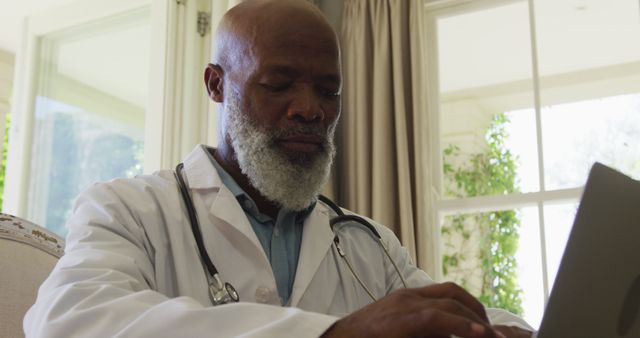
[{"xmin": 338, "ymin": 0, "xmax": 437, "ymax": 276}]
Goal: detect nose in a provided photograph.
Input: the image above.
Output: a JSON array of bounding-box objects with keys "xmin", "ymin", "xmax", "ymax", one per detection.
[{"xmin": 286, "ymin": 86, "xmax": 324, "ymax": 123}]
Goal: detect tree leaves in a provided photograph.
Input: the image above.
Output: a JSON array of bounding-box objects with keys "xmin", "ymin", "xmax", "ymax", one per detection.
[{"xmin": 441, "ymin": 112, "xmax": 524, "ymax": 315}]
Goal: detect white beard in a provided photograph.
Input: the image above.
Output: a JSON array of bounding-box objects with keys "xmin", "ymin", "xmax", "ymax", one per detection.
[{"xmin": 222, "ymin": 90, "xmax": 336, "ymax": 211}]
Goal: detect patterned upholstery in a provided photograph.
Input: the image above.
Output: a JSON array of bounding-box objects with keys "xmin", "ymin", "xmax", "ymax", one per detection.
[{"xmin": 0, "ymin": 213, "xmax": 64, "ymax": 338}]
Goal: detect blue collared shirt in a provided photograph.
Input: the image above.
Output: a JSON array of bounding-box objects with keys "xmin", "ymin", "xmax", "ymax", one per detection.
[{"xmin": 206, "ymin": 150, "xmax": 313, "ymax": 305}]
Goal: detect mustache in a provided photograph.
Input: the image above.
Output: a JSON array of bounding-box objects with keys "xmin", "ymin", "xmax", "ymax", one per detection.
[{"xmin": 268, "ymin": 125, "xmax": 333, "ymax": 144}]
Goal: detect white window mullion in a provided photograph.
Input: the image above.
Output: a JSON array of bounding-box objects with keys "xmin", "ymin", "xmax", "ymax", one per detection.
[
  {"xmin": 528, "ymin": 0, "xmax": 545, "ymax": 193},
  {"xmin": 527, "ymin": 0, "xmax": 551, "ymax": 305},
  {"xmin": 144, "ymin": 0, "xmax": 184, "ymax": 173},
  {"xmin": 145, "ymin": 0, "xmax": 212, "ymax": 173},
  {"xmin": 437, "ymin": 187, "xmax": 582, "ymax": 215},
  {"xmin": 537, "ymin": 200, "xmax": 550, "ymax": 303}
]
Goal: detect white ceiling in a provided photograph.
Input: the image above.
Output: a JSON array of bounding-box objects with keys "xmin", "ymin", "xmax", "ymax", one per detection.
[{"xmin": 0, "ymin": 0, "xmax": 80, "ymax": 53}]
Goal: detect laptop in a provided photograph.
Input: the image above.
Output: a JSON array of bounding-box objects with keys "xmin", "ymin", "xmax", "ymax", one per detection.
[{"xmin": 537, "ymin": 162, "xmax": 640, "ymax": 337}]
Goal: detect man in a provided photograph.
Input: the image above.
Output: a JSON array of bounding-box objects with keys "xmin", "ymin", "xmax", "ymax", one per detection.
[{"xmin": 25, "ymin": 0, "xmax": 533, "ymax": 337}]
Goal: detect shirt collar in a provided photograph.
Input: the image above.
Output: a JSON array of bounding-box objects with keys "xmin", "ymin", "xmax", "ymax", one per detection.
[{"xmin": 203, "ymin": 146, "xmax": 247, "ymax": 199}]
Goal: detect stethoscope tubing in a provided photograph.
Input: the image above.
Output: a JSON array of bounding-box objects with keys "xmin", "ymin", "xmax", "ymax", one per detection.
[
  {"xmin": 175, "ymin": 163, "xmax": 219, "ymax": 278},
  {"xmin": 319, "ymin": 196, "xmax": 409, "ymax": 299},
  {"xmin": 175, "ymin": 164, "xmax": 240, "ymax": 305},
  {"xmin": 175, "ymin": 163, "xmax": 407, "ymax": 306}
]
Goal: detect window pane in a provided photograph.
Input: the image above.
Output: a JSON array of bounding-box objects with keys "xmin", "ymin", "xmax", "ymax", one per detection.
[
  {"xmin": 543, "ymin": 202, "xmax": 579, "ymax": 293},
  {"xmin": 440, "ymin": 207, "xmax": 544, "ymax": 329},
  {"xmin": 27, "ymin": 10, "xmax": 150, "ymax": 236},
  {"xmin": 504, "ymin": 108, "xmax": 539, "ymax": 193},
  {"xmin": 535, "ymin": 0, "xmax": 640, "ymax": 189},
  {"xmin": 541, "ymin": 94, "xmax": 640, "ymax": 189},
  {"xmin": 437, "ymin": 1, "xmax": 539, "ymax": 198}
]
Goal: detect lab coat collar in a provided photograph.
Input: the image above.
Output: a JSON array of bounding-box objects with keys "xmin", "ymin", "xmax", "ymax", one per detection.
[
  {"xmin": 182, "ymin": 144, "xmax": 224, "ymax": 190},
  {"xmin": 181, "ymin": 145, "xmax": 271, "ymax": 271}
]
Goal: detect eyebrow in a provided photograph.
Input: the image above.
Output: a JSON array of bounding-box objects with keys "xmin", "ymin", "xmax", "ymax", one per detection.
[{"xmin": 262, "ymin": 64, "xmax": 341, "ymax": 85}]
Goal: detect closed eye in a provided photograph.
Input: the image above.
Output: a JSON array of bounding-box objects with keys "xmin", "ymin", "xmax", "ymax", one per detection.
[{"xmin": 319, "ymin": 87, "xmax": 340, "ymax": 99}]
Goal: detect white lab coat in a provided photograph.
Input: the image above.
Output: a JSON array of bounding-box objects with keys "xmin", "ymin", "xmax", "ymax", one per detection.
[{"xmin": 24, "ymin": 145, "xmax": 531, "ymax": 337}]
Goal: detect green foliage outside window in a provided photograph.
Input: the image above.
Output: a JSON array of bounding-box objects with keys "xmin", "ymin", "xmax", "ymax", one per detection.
[
  {"xmin": 0, "ymin": 113, "xmax": 10, "ymax": 210},
  {"xmin": 44, "ymin": 112, "xmax": 144, "ymax": 236},
  {"xmin": 441, "ymin": 112, "xmax": 523, "ymax": 315}
]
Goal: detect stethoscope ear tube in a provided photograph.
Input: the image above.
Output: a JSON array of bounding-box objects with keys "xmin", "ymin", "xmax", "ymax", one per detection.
[
  {"xmin": 174, "ymin": 165, "xmax": 407, "ymax": 306},
  {"xmin": 320, "ymin": 195, "xmax": 409, "ymax": 293},
  {"xmin": 175, "ymin": 163, "xmax": 239, "ymax": 305},
  {"xmin": 318, "ymin": 195, "xmax": 344, "ymax": 216},
  {"xmin": 175, "ymin": 163, "xmax": 219, "ymax": 278},
  {"xmin": 329, "ymin": 214, "xmax": 383, "ymax": 239}
]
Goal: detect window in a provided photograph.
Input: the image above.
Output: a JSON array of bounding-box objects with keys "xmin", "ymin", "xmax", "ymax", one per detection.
[
  {"xmin": 4, "ymin": 0, "xmax": 216, "ymax": 236},
  {"xmin": 425, "ymin": 0, "xmax": 640, "ymax": 328},
  {"xmin": 24, "ymin": 9, "xmax": 151, "ymax": 236}
]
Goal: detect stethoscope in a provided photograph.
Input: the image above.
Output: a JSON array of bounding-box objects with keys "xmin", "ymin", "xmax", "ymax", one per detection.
[{"xmin": 174, "ymin": 163, "xmax": 408, "ymax": 306}]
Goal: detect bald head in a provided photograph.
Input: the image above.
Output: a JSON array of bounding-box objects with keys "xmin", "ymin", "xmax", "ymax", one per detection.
[{"xmin": 212, "ymin": 0, "xmax": 339, "ymax": 80}]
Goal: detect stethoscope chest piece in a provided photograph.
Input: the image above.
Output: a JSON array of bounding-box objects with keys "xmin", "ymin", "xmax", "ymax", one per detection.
[{"xmin": 209, "ymin": 273, "xmax": 240, "ymax": 305}]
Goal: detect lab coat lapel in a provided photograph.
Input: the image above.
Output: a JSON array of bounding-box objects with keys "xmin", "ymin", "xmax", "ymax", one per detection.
[
  {"xmin": 182, "ymin": 145, "xmax": 269, "ymax": 265},
  {"xmin": 289, "ymin": 204, "xmax": 334, "ymax": 306},
  {"xmin": 207, "ymin": 186, "xmax": 268, "ymax": 261}
]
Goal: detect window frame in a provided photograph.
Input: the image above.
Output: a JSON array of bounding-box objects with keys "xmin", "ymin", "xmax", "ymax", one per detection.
[
  {"xmin": 423, "ymin": 0, "xmax": 590, "ymax": 307},
  {"xmin": 3, "ymin": 0, "xmax": 154, "ymax": 218},
  {"xmin": 2, "ymin": 0, "xmax": 214, "ymax": 222}
]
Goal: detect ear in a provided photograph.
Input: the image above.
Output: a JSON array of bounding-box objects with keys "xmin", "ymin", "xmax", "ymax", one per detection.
[{"xmin": 204, "ymin": 63, "xmax": 224, "ymax": 103}]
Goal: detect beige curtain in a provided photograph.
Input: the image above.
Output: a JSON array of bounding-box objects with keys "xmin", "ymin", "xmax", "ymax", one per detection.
[{"xmin": 337, "ymin": 0, "xmax": 437, "ymax": 277}]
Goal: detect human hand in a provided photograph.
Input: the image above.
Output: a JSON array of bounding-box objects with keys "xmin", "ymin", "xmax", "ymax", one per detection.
[
  {"xmin": 493, "ymin": 325, "xmax": 534, "ymax": 338},
  {"xmin": 321, "ymin": 282, "xmax": 506, "ymax": 338}
]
